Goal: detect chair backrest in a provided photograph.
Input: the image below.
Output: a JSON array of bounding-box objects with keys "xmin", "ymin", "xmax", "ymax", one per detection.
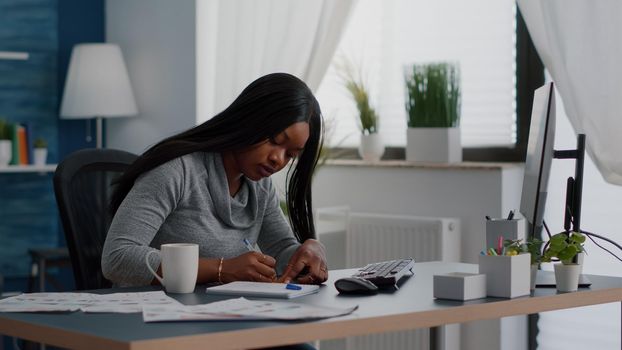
[{"xmin": 53, "ymin": 149, "xmax": 137, "ymax": 290}]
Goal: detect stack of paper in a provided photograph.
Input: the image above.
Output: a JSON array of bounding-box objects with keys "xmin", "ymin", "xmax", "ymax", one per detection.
[{"xmin": 0, "ymin": 291, "xmax": 181, "ymax": 313}]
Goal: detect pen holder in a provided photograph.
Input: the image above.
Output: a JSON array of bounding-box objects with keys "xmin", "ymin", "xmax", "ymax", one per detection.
[
  {"xmin": 478, "ymin": 253, "xmax": 530, "ymax": 298},
  {"xmin": 485, "ymin": 218, "xmax": 525, "ymax": 250}
]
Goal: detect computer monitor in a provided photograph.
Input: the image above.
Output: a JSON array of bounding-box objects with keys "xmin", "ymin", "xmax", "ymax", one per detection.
[{"xmin": 520, "ymin": 82, "xmax": 556, "ymax": 239}]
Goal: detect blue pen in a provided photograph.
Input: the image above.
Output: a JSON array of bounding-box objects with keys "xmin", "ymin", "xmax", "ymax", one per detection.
[{"xmin": 286, "ymin": 283, "xmax": 302, "ymax": 290}]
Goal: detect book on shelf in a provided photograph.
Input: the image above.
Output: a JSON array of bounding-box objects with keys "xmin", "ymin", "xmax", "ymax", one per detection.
[
  {"xmin": 17, "ymin": 125, "xmax": 28, "ymax": 165},
  {"xmin": 8, "ymin": 122, "xmax": 37, "ymax": 166},
  {"xmin": 23, "ymin": 122, "xmax": 34, "ymax": 164}
]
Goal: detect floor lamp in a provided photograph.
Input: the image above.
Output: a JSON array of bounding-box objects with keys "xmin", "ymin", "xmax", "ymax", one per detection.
[{"xmin": 60, "ymin": 43, "xmax": 138, "ymax": 148}]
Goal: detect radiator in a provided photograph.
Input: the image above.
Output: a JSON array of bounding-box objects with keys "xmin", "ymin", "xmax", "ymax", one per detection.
[
  {"xmin": 317, "ymin": 211, "xmax": 461, "ymax": 350},
  {"xmin": 346, "ymin": 212, "xmax": 460, "ymax": 267}
]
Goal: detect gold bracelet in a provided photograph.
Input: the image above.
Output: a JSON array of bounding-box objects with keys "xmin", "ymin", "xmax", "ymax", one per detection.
[{"xmin": 218, "ymin": 257, "xmax": 224, "ymax": 284}]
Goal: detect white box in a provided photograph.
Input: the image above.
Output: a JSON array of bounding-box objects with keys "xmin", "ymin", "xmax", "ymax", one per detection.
[
  {"xmin": 433, "ymin": 272, "xmax": 487, "ymax": 301},
  {"xmin": 485, "ymin": 218, "xmax": 525, "ymax": 251},
  {"xmin": 479, "ymin": 254, "xmax": 530, "ymax": 298}
]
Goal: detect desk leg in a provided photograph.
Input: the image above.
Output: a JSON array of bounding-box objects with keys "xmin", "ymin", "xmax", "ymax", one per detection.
[
  {"xmin": 430, "ymin": 326, "xmax": 439, "ymax": 350},
  {"xmin": 38, "ymin": 258, "xmax": 45, "ymax": 293}
]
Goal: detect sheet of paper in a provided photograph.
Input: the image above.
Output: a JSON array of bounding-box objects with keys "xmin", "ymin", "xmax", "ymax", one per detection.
[
  {"xmin": 143, "ymin": 297, "xmax": 358, "ymax": 322},
  {"xmin": 205, "ymin": 281, "xmax": 320, "ymax": 299},
  {"xmin": 0, "ymin": 291, "xmax": 181, "ymax": 313}
]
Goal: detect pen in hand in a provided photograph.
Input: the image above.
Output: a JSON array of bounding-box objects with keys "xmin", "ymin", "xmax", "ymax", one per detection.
[
  {"xmin": 243, "ymin": 238, "xmax": 261, "ymax": 253},
  {"xmin": 243, "ymin": 238, "xmax": 277, "ymax": 282}
]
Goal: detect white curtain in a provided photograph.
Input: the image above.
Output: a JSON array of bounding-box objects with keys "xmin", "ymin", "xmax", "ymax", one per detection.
[
  {"xmin": 197, "ymin": 0, "xmax": 356, "ymax": 123},
  {"xmin": 517, "ymin": 0, "xmax": 622, "ymax": 185}
]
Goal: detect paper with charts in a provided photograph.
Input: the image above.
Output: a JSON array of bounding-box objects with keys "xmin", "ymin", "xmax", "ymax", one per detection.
[
  {"xmin": 0, "ymin": 291, "xmax": 181, "ymax": 313},
  {"xmin": 142, "ymin": 297, "xmax": 358, "ymax": 322}
]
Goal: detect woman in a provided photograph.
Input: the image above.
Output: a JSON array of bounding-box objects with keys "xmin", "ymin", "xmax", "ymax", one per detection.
[{"xmin": 102, "ymin": 73, "xmax": 328, "ymax": 287}]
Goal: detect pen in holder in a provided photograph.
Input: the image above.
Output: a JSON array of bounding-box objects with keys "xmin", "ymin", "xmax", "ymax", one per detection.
[{"xmin": 485, "ymin": 214, "xmax": 525, "ymax": 253}]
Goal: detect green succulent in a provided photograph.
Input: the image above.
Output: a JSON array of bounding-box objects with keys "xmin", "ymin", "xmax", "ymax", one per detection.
[{"xmin": 542, "ymin": 232, "xmax": 585, "ymax": 264}]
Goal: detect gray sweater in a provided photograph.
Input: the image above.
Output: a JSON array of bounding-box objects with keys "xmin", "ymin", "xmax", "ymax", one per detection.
[{"xmin": 101, "ymin": 152, "xmax": 300, "ymax": 287}]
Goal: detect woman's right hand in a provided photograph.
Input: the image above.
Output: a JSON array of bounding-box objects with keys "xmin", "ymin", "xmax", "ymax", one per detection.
[{"xmin": 220, "ymin": 251, "xmax": 277, "ymax": 283}]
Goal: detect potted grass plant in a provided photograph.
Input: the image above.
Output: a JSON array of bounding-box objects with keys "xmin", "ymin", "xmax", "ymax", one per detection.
[
  {"xmin": 337, "ymin": 59, "xmax": 384, "ymax": 162},
  {"xmin": 0, "ymin": 118, "xmax": 12, "ymax": 167},
  {"xmin": 404, "ymin": 62, "xmax": 461, "ymax": 162}
]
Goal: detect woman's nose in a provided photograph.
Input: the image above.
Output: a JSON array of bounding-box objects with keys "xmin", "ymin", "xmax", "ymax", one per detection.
[{"xmin": 269, "ymin": 149, "xmax": 286, "ymax": 168}]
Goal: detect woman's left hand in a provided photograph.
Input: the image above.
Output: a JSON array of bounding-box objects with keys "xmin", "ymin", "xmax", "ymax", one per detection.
[{"xmin": 278, "ymin": 239, "xmax": 328, "ymax": 284}]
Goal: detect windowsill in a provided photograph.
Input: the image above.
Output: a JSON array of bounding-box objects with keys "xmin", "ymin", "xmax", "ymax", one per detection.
[{"xmin": 323, "ymin": 159, "xmax": 522, "ymax": 170}]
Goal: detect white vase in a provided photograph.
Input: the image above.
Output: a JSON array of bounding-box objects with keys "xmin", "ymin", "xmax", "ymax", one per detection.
[
  {"xmin": 554, "ymin": 263, "xmax": 581, "ymax": 292},
  {"xmin": 33, "ymin": 148, "xmax": 48, "ymax": 166},
  {"xmin": 0, "ymin": 140, "xmax": 11, "ymax": 167},
  {"xmin": 358, "ymin": 133, "xmax": 384, "ymax": 162},
  {"xmin": 406, "ymin": 127, "xmax": 462, "ymax": 163}
]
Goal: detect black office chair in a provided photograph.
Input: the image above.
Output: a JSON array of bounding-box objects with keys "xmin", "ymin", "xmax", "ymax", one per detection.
[{"xmin": 53, "ymin": 148, "xmax": 137, "ymax": 290}]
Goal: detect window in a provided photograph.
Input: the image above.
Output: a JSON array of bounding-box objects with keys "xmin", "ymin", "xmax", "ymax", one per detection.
[{"xmin": 316, "ymin": 0, "xmax": 518, "ymax": 152}]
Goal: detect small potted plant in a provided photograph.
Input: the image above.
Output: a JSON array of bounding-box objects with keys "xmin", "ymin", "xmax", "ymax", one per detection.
[
  {"xmin": 504, "ymin": 237, "xmax": 543, "ymax": 290},
  {"xmin": 542, "ymin": 231, "xmax": 586, "ymax": 292},
  {"xmin": 337, "ymin": 58, "xmax": 384, "ymax": 162},
  {"xmin": 33, "ymin": 137, "xmax": 48, "ymax": 166},
  {"xmin": 404, "ymin": 62, "xmax": 461, "ymax": 163},
  {"xmin": 0, "ymin": 119, "xmax": 12, "ymax": 167}
]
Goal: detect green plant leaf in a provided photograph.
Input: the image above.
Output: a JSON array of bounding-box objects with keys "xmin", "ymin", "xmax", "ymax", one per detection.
[
  {"xmin": 558, "ymin": 246, "xmax": 578, "ymax": 261},
  {"xmin": 570, "ymin": 232, "xmax": 586, "ymax": 244}
]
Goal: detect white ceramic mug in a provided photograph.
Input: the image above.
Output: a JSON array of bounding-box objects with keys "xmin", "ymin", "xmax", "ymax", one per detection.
[{"xmin": 146, "ymin": 243, "xmax": 199, "ymax": 293}]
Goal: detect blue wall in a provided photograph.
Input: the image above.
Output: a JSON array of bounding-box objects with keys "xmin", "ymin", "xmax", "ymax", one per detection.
[{"xmin": 0, "ymin": 0, "xmax": 103, "ymax": 285}]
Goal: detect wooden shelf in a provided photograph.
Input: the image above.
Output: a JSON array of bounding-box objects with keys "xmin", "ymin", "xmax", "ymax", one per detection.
[
  {"xmin": 0, "ymin": 51, "xmax": 29, "ymax": 60},
  {"xmin": 0, "ymin": 164, "xmax": 57, "ymax": 173}
]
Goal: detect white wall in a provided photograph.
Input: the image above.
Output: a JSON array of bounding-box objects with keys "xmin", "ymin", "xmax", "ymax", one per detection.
[
  {"xmin": 105, "ymin": 0, "xmax": 197, "ymax": 154},
  {"xmin": 285, "ymin": 162, "xmax": 524, "ymax": 263}
]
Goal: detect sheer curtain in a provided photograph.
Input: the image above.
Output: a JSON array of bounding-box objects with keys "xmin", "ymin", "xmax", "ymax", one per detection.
[
  {"xmin": 517, "ymin": 0, "xmax": 622, "ymax": 185},
  {"xmin": 196, "ymin": 0, "xmax": 356, "ymax": 123},
  {"xmin": 518, "ymin": 2, "xmax": 622, "ymax": 348}
]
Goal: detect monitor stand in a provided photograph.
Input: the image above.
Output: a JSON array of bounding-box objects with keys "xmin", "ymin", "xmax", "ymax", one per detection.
[{"xmin": 535, "ymin": 269, "xmax": 592, "ymax": 288}]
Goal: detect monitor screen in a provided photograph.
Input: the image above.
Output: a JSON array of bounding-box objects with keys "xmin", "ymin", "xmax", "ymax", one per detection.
[{"xmin": 520, "ymin": 82, "xmax": 556, "ymax": 238}]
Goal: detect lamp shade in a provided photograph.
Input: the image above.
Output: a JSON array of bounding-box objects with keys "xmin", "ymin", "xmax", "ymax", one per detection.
[{"xmin": 60, "ymin": 43, "xmax": 138, "ymax": 119}]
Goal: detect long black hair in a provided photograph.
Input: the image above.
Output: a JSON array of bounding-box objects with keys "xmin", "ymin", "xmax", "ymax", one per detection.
[{"xmin": 109, "ymin": 72, "xmax": 324, "ymax": 242}]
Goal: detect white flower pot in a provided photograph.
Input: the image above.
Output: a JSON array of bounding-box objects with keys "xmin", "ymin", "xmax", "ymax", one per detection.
[
  {"xmin": 406, "ymin": 127, "xmax": 462, "ymax": 163},
  {"xmin": 33, "ymin": 148, "xmax": 48, "ymax": 166},
  {"xmin": 0, "ymin": 140, "xmax": 11, "ymax": 167},
  {"xmin": 358, "ymin": 133, "xmax": 384, "ymax": 162},
  {"xmin": 554, "ymin": 263, "xmax": 581, "ymax": 292}
]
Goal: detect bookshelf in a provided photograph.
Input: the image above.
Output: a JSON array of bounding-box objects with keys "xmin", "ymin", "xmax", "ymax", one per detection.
[{"xmin": 0, "ymin": 164, "xmax": 56, "ymax": 173}]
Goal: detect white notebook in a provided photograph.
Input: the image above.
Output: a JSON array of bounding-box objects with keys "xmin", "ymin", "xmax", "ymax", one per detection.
[{"xmin": 205, "ymin": 282, "xmax": 319, "ymax": 299}]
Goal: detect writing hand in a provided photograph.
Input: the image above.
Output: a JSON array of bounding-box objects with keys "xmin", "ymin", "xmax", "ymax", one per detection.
[
  {"xmin": 278, "ymin": 239, "xmax": 328, "ymax": 284},
  {"xmin": 221, "ymin": 251, "xmax": 277, "ymax": 283}
]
